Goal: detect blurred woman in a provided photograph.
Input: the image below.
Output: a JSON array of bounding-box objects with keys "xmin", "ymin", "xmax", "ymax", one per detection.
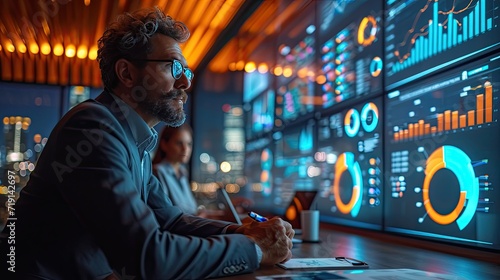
[{"xmin": 152, "ymin": 124, "xmax": 202, "ymax": 216}]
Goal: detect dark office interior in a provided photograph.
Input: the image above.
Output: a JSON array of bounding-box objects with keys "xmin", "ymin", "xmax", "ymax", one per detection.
[{"xmin": 1, "ymin": 0, "xmax": 499, "ymax": 279}]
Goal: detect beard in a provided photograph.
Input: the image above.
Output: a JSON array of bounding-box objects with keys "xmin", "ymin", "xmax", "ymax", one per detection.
[{"xmin": 138, "ymin": 90, "xmax": 187, "ymax": 127}]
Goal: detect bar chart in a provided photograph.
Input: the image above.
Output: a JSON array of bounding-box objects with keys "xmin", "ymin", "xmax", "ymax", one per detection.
[
  {"xmin": 385, "ymin": 0, "xmax": 500, "ymax": 89},
  {"xmin": 393, "ymin": 81, "xmax": 494, "ymax": 142}
]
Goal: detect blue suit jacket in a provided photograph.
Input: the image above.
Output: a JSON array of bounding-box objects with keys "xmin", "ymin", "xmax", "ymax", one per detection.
[{"xmin": 0, "ymin": 91, "xmax": 258, "ymax": 279}]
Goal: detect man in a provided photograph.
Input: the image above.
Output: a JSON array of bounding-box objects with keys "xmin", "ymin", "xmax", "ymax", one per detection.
[{"xmin": 0, "ymin": 7, "xmax": 293, "ymax": 280}]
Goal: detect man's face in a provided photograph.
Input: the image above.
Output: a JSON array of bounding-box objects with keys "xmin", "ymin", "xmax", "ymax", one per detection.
[{"xmin": 132, "ymin": 34, "xmax": 192, "ymax": 127}]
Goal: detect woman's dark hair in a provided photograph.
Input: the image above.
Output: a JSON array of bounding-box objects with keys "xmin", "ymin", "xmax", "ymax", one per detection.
[
  {"xmin": 152, "ymin": 123, "xmax": 193, "ymax": 164},
  {"xmin": 97, "ymin": 6, "xmax": 190, "ymax": 89}
]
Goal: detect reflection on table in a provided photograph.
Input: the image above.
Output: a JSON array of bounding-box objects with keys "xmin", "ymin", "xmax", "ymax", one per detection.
[{"xmin": 215, "ymin": 225, "xmax": 500, "ymax": 280}]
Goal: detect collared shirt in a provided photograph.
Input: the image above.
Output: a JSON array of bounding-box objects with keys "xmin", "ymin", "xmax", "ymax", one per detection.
[
  {"xmin": 108, "ymin": 92, "xmax": 158, "ymax": 198},
  {"xmin": 153, "ymin": 162, "xmax": 198, "ymax": 215},
  {"xmin": 108, "ymin": 92, "xmax": 262, "ymax": 264},
  {"xmin": 108, "ymin": 92, "xmax": 158, "ymax": 157}
]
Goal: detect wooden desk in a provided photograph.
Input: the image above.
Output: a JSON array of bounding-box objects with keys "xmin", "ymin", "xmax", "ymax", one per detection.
[{"xmin": 217, "ymin": 225, "xmax": 500, "ymax": 280}]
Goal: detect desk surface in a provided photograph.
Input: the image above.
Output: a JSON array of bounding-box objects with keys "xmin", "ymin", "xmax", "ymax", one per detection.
[{"xmin": 217, "ymin": 225, "xmax": 500, "ymax": 280}]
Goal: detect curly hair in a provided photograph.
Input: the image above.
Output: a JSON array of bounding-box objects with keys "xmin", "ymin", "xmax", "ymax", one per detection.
[{"xmin": 97, "ymin": 7, "xmax": 190, "ymax": 89}]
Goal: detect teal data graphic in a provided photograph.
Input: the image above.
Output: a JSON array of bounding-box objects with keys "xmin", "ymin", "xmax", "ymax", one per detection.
[
  {"xmin": 272, "ymin": 120, "xmax": 318, "ymax": 213},
  {"xmin": 384, "ymin": 54, "xmax": 500, "ymax": 250},
  {"xmin": 315, "ymin": 98, "xmax": 383, "ymax": 230},
  {"xmin": 385, "ymin": 0, "xmax": 500, "ymax": 90},
  {"xmin": 422, "ymin": 145, "xmax": 480, "ymax": 230}
]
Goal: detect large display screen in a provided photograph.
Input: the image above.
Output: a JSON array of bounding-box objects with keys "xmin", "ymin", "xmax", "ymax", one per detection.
[
  {"xmin": 244, "ymin": 137, "xmax": 275, "ymax": 213},
  {"xmin": 243, "ymin": 71, "xmax": 270, "ymax": 103},
  {"xmin": 275, "ymin": 78, "xmax": 315, "ymax": 125},
  {"xmin": 272, "ymin": 119, "xmax": 318, "ymax": 214},
  {"xmin": 316, "ymin": 0, "xmax": 384, "ymax": 109},
  {"xmin": 385, "ymin": 0, "xmax": 500, "ymax": 90},
  {"xmin": 314, "ymin": 97, "xmax": 384, "ymax": 230},
  {"xmin": 244, "ymin": 89, "xmax": 275, "ymax": 141},
  {"xmin": 384, "ymin": 53, "xmax": 500, "ymax": 250},
  {"xmin": 274, "ymin": 1, "xmax": 317, "ymax": 128}
]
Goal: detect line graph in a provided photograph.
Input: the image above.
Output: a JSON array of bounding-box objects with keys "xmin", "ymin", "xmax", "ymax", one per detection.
[{"xmin": 385, "ymin": 0, "xmax": 500, "ymax": 90}]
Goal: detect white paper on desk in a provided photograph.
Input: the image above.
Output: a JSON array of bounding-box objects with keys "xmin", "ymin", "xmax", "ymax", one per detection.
[
  {"xmin": 276, "ymin": 258, "xmax": 368, "ymax": 270},
  {"xmin": 257, "ymin": 268, "xmax": 467, "ymax": 280}
]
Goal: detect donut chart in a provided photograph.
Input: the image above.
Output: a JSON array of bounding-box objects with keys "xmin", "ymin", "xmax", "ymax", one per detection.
[
  {"xmin": 370, "ymin": 56, "xmax": 383, "ymax": 77},
  {"xmin": 357, "ymin": 15, "xmax": 377, "ymax": 47},
  {"xmin": 344, "ymin": 108, "xmax": 361, "ymax": 137},
  {"xmin": 332, "ymin": 152, "xmax": 363, "ymax": 217},
  {"xmin": 361, "ymin": 102, "xmax": 379, "ymax": 133},
  {"xmin": 422, "ymin": 145, "xmax": 479, "ymax": 230}
]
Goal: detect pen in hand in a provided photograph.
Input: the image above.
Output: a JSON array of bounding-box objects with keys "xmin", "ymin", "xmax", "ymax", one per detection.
[{"xmin": 248, "ymin": 211, "xmax": 268, "ymax": 222}]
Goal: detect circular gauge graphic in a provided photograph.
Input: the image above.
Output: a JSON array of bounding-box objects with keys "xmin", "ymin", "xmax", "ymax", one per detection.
[
  {"xmin": 370, "ymin": 56, "xmax": 383, "ymax": 77},
  {"xmin": 422, "ymin": 145, "xmax": 479, "ymax": 230},
  {"xmin": 332, "ymin": 152, "xmax": 363, "ymax": 217},
  {"xmin": 360, "ymin": 102, "xmax": 379, "ymax": 133},
  {"xmin": 357, "ymin": 15, "xmax": 377, "ymax": 46},
  {"xmin": 260, "ymin": 148, "xmax": 273, "ymax": 196},
  {"xmin": 344, "ymin": 108, "xmax": 361, "ymax": 137}
]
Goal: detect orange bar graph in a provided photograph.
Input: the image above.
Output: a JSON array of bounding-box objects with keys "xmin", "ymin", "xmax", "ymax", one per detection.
[
  {"xmin": 393, "ymin": 82, "xmax": 494, "ymax": 142},
  {"xmin": 468, "ymin": 110, "xmax": 475, "ymax": 126},
  {"xmin": 460, "ymin": 115, "xmax": 466, "ymax": 128},
  {"xmin": 452, "ymin": 111, "xmax": 459, "ymax": 129},
  {"xmin": 485, "ymin": 81, "xmax": 492, "ymax": 123},
  {"xmin": 477, "ymin": 94, "xmax": 484, "ymax": 124},
  {"xmin": 437, "ymin": 113, "xmax": 443, "ymax": 132},
  {"xmin": 444, "ymin": 110, "xmax": 451, "ymax": 130}
]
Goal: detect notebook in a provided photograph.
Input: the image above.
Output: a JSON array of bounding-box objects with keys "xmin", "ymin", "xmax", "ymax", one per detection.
[{"xmin": 277, "ymin": 257, "xmax": 369, "ymax": 270}]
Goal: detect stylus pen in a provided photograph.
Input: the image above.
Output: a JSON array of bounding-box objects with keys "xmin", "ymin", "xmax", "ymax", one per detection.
[{"xmin": 248, "ymin": 211, "xmax": 268, "ymax": 222}]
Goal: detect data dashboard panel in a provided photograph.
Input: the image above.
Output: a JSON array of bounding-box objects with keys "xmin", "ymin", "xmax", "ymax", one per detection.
[
  {"xmin": 244, "ymin": 89, "xmax": 275, "ymax": 141},
  {"xmin": 385, "ymin": 0, "xmax": 500, "ymax": 90},
  {"xmin": 273, "ymin": 1, "xmax": 317, "ymax": 129},
  {"xmin": 314, "ymin": 97, "xmax": 384, "ymax": 230},
  {"xmin": 316, "ymin": 0, "xmax": 384, "ymax": 109},
  {"xmin": 384, "ymin": 53, "xmax": 500, "ymax": 250},
  {"xmin": 272, "ymin": 120, "xmax": 318, "ymax": 215}
]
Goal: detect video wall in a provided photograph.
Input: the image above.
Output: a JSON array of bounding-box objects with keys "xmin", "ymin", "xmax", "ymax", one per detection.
[{"xmin": 243, "ymin": 0, "xmax": 500, "ymax": 252}]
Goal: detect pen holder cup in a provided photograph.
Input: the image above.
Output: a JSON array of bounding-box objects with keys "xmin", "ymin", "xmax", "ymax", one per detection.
[{"xmin": 300, "ymin": 210, "xmax": 320, "ymax": 242}]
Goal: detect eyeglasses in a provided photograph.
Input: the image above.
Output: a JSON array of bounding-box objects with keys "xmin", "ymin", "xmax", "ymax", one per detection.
[{"xmin": 136, "ymin": 58, "xmax": 194, "ymax": 82}]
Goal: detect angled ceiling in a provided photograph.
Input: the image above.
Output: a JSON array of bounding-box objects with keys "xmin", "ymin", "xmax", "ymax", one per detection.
[{"xmin": 0, "ymin": 0, "xmax": 310, "ymax": 87}]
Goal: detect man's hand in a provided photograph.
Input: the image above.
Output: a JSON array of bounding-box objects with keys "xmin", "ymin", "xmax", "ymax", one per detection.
[{"xmin": 235, "ymin": 217, "xmax": 294, "ymax": 265}]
